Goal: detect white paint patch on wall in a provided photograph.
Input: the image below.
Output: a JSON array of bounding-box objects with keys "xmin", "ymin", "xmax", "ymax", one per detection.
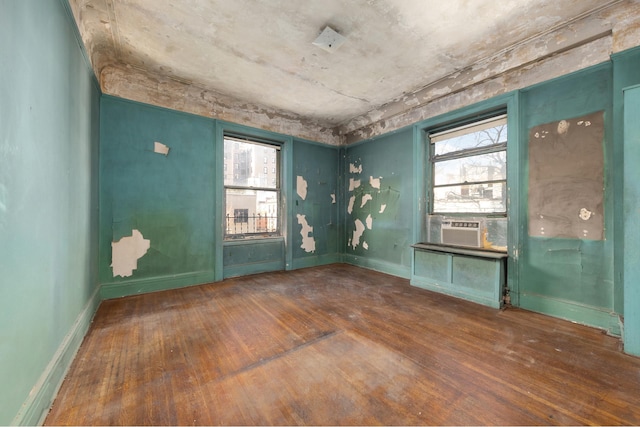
[
  {"xmin": 579, "ymin": 208, "xmax": 592, "ymax": 221},
  {"xmin": 363, "ymin": 241, "xmax": 369, "ymax": 250},
  {"xmin": 351, "ymin": 219, "xmax": 365, "ymax": 250},
  {"xmin": 379, "ymin": 204, "xmax": 387, "ymax": 213},
  {"xmin": 296, "ymin": 176, "xmax": 308, "ymax": 200},
  {"xmin": 349, "ymin": 178, "xmax": 361, "ymax": 191},
  {"xmin": 331, "ymin": 193, "xmax": 336, "ymax": 204},
  {"xmin": 111, "ymin": 229, "xmax": 150, "ymax": 277},
  {"xmin": 349, "ymin": 163, "xmax": 362, "ymax": 174},
  {"xmin": 347, "ymin": 195, "xmax": 356, "ymax": 214},
  {"xmin": 154, "ymin": 141, "xmax": 170, "ymax": 156},
  {"xmin": 366, "ymin": 214, "xmax": 373, "ymax": 230},
  {"xmin": 369, "ymin": 176, "xmax": 381, "ymax": 189},
  {"xmin": 296, "ymin": 214, "xmax": 316, "ymax": 253},
  {"xmin": 360, "ymin": 194, "xmax": 373, "ymax": 208}
]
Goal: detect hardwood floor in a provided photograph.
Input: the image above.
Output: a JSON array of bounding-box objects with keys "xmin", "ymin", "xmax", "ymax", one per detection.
[{"xmin": 45, "ymin": 264, "xmax": 640, "ymax": 425}]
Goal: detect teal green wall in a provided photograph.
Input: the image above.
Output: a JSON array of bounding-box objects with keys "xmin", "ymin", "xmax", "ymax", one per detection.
[
  {"xmin": 0, "ymin": 0, "xmax": 101, "ymax": 424},
  {"xmin": 99, "ymin": 96, "xmax": 216, "ymax": 297},
  {"xmin": 343, "ymin": 128, "xmax": 414, "ymax": 278},
  {"xmin": 518, "ymin": 64, "xmax": 618, "ymax": 333},
  {"xmin": 613, "ymin": 48, "xmax": 640, "ymax": 355},
  {"xmin": 292, "ymin": 140, "xmax": 340, "ymax": 269},
  {"xmin": 622, "ymin": 84, "xmax": 640, "ymax": 356}
]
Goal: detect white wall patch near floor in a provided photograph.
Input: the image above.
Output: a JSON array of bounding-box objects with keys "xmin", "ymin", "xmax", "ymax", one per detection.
[
  {"xmin": 351, "ymin": 219, "xmax": 365, "ymax": 249},
  {"xmin": 296, "ymin": 214, "xmax": 316, "ymax": 253},
  {"xmin": 111, "ymin": 229, "xmax": 150, "ymax": 277}
]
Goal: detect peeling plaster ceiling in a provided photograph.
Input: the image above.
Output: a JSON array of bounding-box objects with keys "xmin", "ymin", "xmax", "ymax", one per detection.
[{"xmin": 73, "ymin": 0, "xmax": 620, "ymax": 132}]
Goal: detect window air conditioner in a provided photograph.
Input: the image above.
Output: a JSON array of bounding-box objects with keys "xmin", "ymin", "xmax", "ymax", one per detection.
[{"xmin": 441, "ymin": 220, "xmax": 482, "ymax": 248}]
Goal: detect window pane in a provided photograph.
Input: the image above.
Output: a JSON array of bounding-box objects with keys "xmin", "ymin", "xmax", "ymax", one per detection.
[
  {"xmin": 224, "ymin": 139, "xmax": 278, "ymax": 188},
  {"xmin": 433, "ymin": 182, "xmax": 506, "ymax": 213},
  {"xmin": 434, "ymin": 123, "xmax": 507, "ymax": 156},
  {"xmin": 225, "ymin": 189, "xmax": 279, "ymax": 236},
  {"xmin": 434, "ymin": 151, "xmax": 506, "ymax": 186}
]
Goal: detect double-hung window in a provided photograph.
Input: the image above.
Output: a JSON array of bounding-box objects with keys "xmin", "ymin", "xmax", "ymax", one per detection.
[
  {"xmin": 429, "ymin": 114, "xmax": 507, "ymax": 214},
  {"xmin": 224, "ymin": 136, "xmax": 280, "ymax": 238}
]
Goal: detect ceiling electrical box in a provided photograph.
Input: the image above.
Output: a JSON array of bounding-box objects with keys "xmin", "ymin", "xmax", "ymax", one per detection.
[{"xmin": 312, "ymin": 26, "xmax": 346, "ymax": 53}]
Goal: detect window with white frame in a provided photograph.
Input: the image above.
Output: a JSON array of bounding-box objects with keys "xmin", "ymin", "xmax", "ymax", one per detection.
[
  {"xmin": 429, "ymin": 114, "xmax": 507, "ymax": 214},
  {"xmin": 224, "ymin": 136, "xmax": 280, "ymax": 238}
]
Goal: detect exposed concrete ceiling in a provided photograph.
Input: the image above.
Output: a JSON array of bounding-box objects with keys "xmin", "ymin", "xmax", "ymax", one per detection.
[{"xmin": 70, "ymin": 0, "xmax": 631, "ymax": 143}]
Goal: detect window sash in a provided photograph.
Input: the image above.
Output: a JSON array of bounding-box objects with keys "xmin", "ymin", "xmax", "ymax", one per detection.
[
  {"xmin": 428, "ymin": 114, "xmax": 507, "ymax": 215},
  {"xmin": 224, "ymin": 137, "xmax": 281, "ymax": 238},
  {"xmin": 429, "ymin": 114, "xmax": 507, "ymax": 143}
]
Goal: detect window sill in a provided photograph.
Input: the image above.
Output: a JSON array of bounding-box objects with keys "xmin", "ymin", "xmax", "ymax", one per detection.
[
  {"xmin": 411, "ymin": 243, "xmax": 507, "ymax": 259},
  {"xmin": 224, "ymin": 236, "xmax": 284, "ymax": 246}
]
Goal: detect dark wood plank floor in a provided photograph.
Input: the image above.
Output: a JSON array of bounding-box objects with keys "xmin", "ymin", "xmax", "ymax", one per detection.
[{"xmin": 45, "ymin": 264, "xmax": 640, "ymax": 425}]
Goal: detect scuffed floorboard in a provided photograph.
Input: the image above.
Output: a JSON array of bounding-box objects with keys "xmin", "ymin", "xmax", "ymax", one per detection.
[{"xmin": 45, "ymin": 264, "xmax": 640, "ymax": 425}]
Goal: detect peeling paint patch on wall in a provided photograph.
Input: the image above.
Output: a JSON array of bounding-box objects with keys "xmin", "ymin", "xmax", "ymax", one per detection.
[
  {"xmin": 363, "ymin": 241, "xmax": 369, "ymax": 250},
  {"xmin": 347, "ymin": 195, "xmax": 356, "ymax": 214},
  {"xmin": 379, "ymin": 204, "xmax": 387, "ymax": 213},
  {"xmin": 153, "ymin": 141, "xmax": 170, "ymax": 156},
  {"xmin": 296, "ymin": 214, "xmax": 315, "ymax": 253},
  {"xmin": 360, "ymin": 194, "xmax": 373, "ymax": 208},
  {"xmin": 111, "ymin": 229, "xmax": 150, "ymax": 277},
  {"xmin": 349, "ymin": 178, "xmax": 361, "ymax": 191},
  {"xmin": 351, "ymin": 219, "xmax": 365, "ymax": 249},
  {"xmin": 366, "ymin": 214, "xmax": 373, "ymax": 230},
  {"xmin": 369, "ymin": 176, "xmax": 382, "ymax": 189},
  {"xmin": 296, "ymin": 176, "xmax": 308, "ymax": 200},
  {"xmin": 349, "ymin": 163, "xmax": 362, "ymax": 174},
  {"xmin": 330, "ymin": 193, "xmax": 336, "ymax": 204}
]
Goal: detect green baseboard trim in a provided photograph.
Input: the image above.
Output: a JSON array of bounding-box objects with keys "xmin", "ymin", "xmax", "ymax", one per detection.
[
  {"xmin": 342, "ymin": 254, "xmax": 411, "ymax": 279},
  {"xmin": 410, "ymin": 277, "xmax": 501, "ymax": 309},
  {"xmin": 223, "ymin": 261, "xmax": 285, "ymax": 279},
  {"xmin": 520, "ymin": 293, "xmax": 622, "ymax": 336},
  {"xmin": 290, "ymin": 253, "xmax": 341, "ymax": 270},
  {"xmin": 11, "ymin": 285, "xmax": 101, "ymax": 426},
  {"xmin": 101, "ymin": 270, "xmax": 215, "ymax": 299}
]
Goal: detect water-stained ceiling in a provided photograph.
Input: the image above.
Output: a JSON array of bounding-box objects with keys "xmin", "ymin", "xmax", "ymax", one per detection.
[{"xmin": 70, "ymin": 0, "xmax": 626, "ymax": 142}]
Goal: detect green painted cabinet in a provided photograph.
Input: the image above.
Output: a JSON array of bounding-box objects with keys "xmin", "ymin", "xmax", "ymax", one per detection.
[{"xmin": 411, "ymin": 245, "xmax": 506, "ymax": 309}]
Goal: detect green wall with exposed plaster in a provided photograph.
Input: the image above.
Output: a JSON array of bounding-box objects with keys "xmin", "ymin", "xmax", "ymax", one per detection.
[
  {"xmin": 517, "ymin": 64, "xmax": 618, "ymax": 333},
  {"xmin": 292, "ymin": 140, "xmax": 340, "ymax": 269},
  {"xmin": 100, "ymin": 99, "xmax": 340, "ymax": 289},
  {"xmin": 342, "ymin": 128, "xmax": 414, "ymax": 278},
  {"xmin": 341, "ymin": 60, "xmax": 639, "ymax": 344},
  {"xmin": 99, "ymin": 96, "xmax": 216, "ymax": 298},
  {"xmin": 0, "ymin": 0, "xmax": 101, "ymax": 424}
]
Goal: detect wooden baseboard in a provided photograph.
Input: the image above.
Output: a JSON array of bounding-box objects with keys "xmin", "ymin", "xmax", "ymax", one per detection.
[
  {"xmin": 342, "ymin": 254, "xmax": 411, "ymax": 279},
  {"xmin": 520, "ymin": 293, "xmax": 622, "ymax": 336},
  {"xmin": 100, "ymin": 271, "xmax": 215, "ymax": 299}
]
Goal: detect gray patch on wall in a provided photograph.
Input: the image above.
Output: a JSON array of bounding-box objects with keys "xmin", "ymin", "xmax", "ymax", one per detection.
[{"xmin": 528, "ymin": 111, "xmax": 604, "ymax": 240}]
